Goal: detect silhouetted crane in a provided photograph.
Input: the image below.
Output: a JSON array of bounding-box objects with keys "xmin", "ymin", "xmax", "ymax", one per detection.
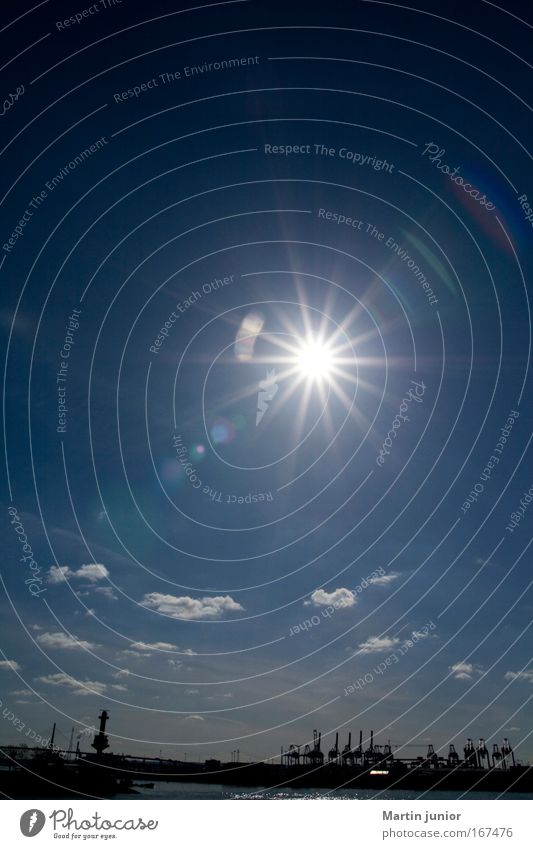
[
  {"xmin": 364, "ymin": 729, "xmax": 375, "ymax": 764},
  {"xmin": 464, "ymin": 738, "xmax": 477, "ymax": 767},
  {"xmin": 382, "ymin": 742, "xmax": 394, "ymax": 767},
  {"xmin": 285, "ymin": 744, "xmax": 300, "ymax": 765},
  {"xmin": 353, "ymin": 730, "xmax": 364, "ymax": 765},
  {"xmin": 342, "ymin": 732, "xmax": 354, "ymax": 765},
  {"xmin": 303, "ymin": 730, "xmax": 323, "ymax": 765},
  {"xmin": 492, "ymin": 743, "xmax": 502, "ymax": 769},
  {"xmin": 476, "ymin": 738, "xmax": 490, "ymax": 769},
  {"xmin": 424, "ymin": 744, "xmax": 438, "ymax": 768},
  {"xmin": 501, "ymin": 738, "xmax": 515, "ymax": 769},
  {"xmin": 447, "ymin": 744, "xmax": 459, "ymax": 766}
]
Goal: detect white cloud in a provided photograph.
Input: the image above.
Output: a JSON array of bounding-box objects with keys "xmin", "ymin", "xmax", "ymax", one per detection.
[
  {"xmin": 36, "ymin": 673, "xmax": 107, "ymax": 696},
  {"xmin": 142, "ymin": 592, "xmax": 244, "ymax": 620},
  {"xmin": 186, "ymin": 689, "xmax": 199, "ymax": 695},
  {"xmin": 184, "ymin": 714, "xmax": 204, "ymax": 721},
  {"xmin": 123, "ymin": 641, "xmax": 195, "ymax": 660},
  {"xmin": 504, "ymin": 669, "xmax": 533, "ymax": 683},
  {"xmin": 77, "ymin": 564, "xmax": 109, "ymax": 582},
  {"xmin": 10, "ymin": 689, "xmax": 32, "ymax": 697},
  {"xmin": 475, "ymin": 556, "xmax": 498, "ymax": 568},
  {"xmin": 0, "ymin": 659, "xmax": 21, "ymax": 671},
  {"xmin": 369, "ymin": 572, "xmax": 400, "ymax": 586},
  {"xmin": 305, "ymin": 588, "xmax": 356, "ymax": 608},
  {"xmin": 411, "ymin": 629, "xmax": 434, "ymax": 640},
  {"xmin": 37, "ymin": 631, "xmax": 99, "ymax": 651},
  {"xmin": 130, "ymin": 641, "xmax": 178, "ymax": 652},
  {"xmin": 358, "ymin": 636, "xmax": 400, "ymax": 654},
  {"xmin": 450, "ymin": 662, "xmax": 483, "ymax": 680},
  {"xmin": 48, "ymin": 566, "xmax": 70, "ymax": 584},
  {"xmin": 113, "ymin": 669, "xmax": 130, "ymax": 679},
  {"xmin": 111, "ymin": 684, "xmax": 127, "ymax": 691},
  {"xmin": 48, "ymin": 563, "xmax": 109, "ymax": 584}
]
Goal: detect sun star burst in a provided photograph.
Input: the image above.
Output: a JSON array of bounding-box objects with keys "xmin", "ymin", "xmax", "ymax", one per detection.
[{"xmin": 294, "ymin": 338, "xmax": 335, "ymax": 381}]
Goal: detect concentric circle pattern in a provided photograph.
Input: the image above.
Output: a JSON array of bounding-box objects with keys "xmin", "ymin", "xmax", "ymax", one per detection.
[{"xmin": 1, "ymin": 0, "xmax": 532, "ymax": 801}]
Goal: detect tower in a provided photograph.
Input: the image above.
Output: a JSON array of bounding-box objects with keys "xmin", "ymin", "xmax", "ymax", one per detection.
[{"xmin": 91, "ymin": 710, "xmax": 110, "ymax": 758}]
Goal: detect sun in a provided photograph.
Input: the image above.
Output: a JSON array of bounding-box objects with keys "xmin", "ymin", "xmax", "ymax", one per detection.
[{"xmin": 294, "ymin": 337, "xmax": 335, "ymax": 381}]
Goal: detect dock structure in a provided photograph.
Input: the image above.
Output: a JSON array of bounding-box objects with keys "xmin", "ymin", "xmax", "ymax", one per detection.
[{"xmin": 0, "ymin": 712, "xmax": 530, "ymax": 798}]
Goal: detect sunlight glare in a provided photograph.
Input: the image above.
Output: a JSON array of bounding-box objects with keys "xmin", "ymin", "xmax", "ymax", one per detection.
[{"xmin": 295, "ymin": 338, "xmax": 334, "ymax": 380}]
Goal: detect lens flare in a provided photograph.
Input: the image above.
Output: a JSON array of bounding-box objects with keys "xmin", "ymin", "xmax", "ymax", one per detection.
[
  {"xmin": 234, "ymin": 311, "xmax": 264, "ymax": 361},
  {"xmin": 210, "ymin": 418, "xmax": 236, "ymax": 444},
  {"xmin": 190, "ymin": 443, "xmax": 206, "ymax": 461}
]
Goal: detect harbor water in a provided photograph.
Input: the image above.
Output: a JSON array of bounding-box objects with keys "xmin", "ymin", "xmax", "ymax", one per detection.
[{"xmin": 118, "ymin": 781, "xmax": 533, "ymax": 801}]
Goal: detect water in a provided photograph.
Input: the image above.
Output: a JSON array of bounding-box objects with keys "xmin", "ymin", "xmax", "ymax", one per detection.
[{"xmin": 117, "ymin": 781, "xmax": 533, "ymax": 801}]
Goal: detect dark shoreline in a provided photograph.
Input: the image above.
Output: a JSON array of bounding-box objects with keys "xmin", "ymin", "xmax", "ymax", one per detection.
[{"xmin": 1, "ymin": 759, "xmax": 532, "ymax": 800}]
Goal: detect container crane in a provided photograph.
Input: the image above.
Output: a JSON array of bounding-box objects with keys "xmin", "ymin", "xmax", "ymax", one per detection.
[
  {"xmin": 353, "ymin": 730, "xmax": 364, "ymax": 765},
  {"xmin": 328, "ymin": 732, "xmax": 340, "ymax": 764},
  {"xmin": 364, "ymin": 729, "xmax": 375, "ymax": 764},
  {"xmin": 285, "ymin": 744, "xmax": 301, "ymax": 765},
  {"xmin": 476, "ymin": 738, "xmax": 490, "ymax": 769},
  {"xmin": 492, "ymin": 743, "xmax": 502, "ymax": 769},
  {"xmin": 424, "ymin": 744, "xmax": 438, "ymax": 768},
  {"xmin": 342, "ymin": 733, "xmax": 354, "ymax": 765},
  {"xmin": 501, "ymin": 738, "xmax": 515, "ymax": 769},
  {"xmin": 447, "ymin": 744, "xmax": 459, "ymax": 766},
  {"xmin": 464, "ymin": 738, "xmax": 477, "ymax": 768},
  {"xmin": 303, "ymin": 730, "xmax": 323, "ymax": 765}
]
